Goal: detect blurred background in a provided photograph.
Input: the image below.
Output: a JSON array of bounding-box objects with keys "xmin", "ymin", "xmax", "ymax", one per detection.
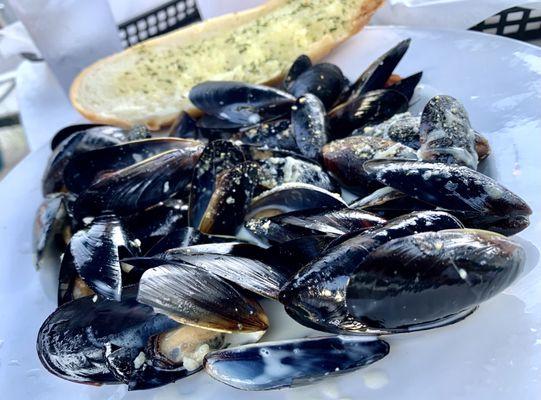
[{"xmin": 0, "ymin": 0, "xmax": 540, "ymax": 180}]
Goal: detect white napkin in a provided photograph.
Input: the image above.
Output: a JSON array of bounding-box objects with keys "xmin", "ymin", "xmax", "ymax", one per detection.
[{"xmin": 372, "ymin": 0, "xmax": 541, "ymax": 29}]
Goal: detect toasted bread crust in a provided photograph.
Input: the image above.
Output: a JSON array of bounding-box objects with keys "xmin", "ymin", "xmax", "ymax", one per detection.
[{"xmin": 70, "ymin": 0, "xmax": 384, "ymax": 130}]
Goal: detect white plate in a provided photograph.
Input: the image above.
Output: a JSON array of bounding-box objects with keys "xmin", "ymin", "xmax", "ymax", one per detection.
[{"xmin": 1, "ymin": 26, "xmax": 540, "ymax": 400}]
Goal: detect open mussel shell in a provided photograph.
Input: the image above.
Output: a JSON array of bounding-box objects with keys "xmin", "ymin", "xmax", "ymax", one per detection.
[
  {"xmin": 353, "ymin": 112, "xmax": 421, "ymax": 149},
  {"xmin": 37, "ymin": 288, "xmax": 179, "ymax": 385},
  {"xmin": 137, "ymin": 264, "xmax": 269, "ymax": 333},
  {"xmin": 188, "ymin": 140, "xmax": 245, "ymax": 229},
  {"xmin": 62, "ymin": 214, "xmax": 137, "ymax": 300},
  {"xmin": 246, "ymin": 182, "xmax": 347, "ymax": 219},
  {"xmin": 204, "ymin": 336, "xmax": 389, "ymax": 391},
  {"xmin": 346, "ymin": 229, "xmax": 525, "ymax": 331},
  {"xmin": 43, "ymin": 126, "xmax": 126, "ymax": 195},
  {"xmin": 198, "ymin": 161, "xmax": 260, "ymax": 235},
  {"xmin": 280, "ymin": 211, "xmax": 464, "ymax": 334},
  {"xmin": 322, "ymin": 135, "xmax": 417, "ymax": 195},
  {"xmin": 75, "ymin": 149, "xmax": 198, "ymax": 217},
  {"xmin": 64, "ymin": 138, "xmax": 203, "ymax": 194},
  {"xmin": 418, "ymin": 95, "xmax": 478, "ymax": 169},
  {"xmin": 291, "ymin": 93, "xmax": 328, "ymax": 160},
  {"xmin": 289, "ymin": 63, "xmax": 347, "ymax": 109},
  {"xmin": 189, "ymin": 81, "xmax": 295, "ymax": 125},
  {"xmin": 123, "ymin": 199, "xmax": 188, "ymax": 254},
  {"xmin": 245, "ymin": 207, "xmax": 386, "ymax": 245},
  {"xmin": 33, "ymin": 193, "xmax": 70, "ymax": 269},
  {"xmin": 348, "ymin": 38, "xmax": 411, "ymax": 100},
  {"xmin": 107, "ymin": 324, "xmax": 265, "ymax": 390},
  {"xmin": 163, "ymin": 251, "xmax": 287, "ymax": 299},
  {"xmin": 283, "ymin": 54, "xmax": 312, "ymax": 91},
  {"xmin": 364, "ymin": 159, "xmax": 532, "ymax": 234}
]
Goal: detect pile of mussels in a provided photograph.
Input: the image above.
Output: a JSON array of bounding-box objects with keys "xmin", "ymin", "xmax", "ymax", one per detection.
[{"xmin": 34, "ymin": 39, "xmax": 532, "ymax": 391}]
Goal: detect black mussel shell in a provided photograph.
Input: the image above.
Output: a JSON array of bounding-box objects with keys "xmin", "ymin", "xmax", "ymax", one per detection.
[
  {"xmin": 62, "ymin": 214, "xmax": 138, "ymax": 300},
  {"xmin": 364, "ymin": 159, "xmax": 532, "ymax": 234},
  {"xmin": 346, "ymin": 230, "xmax": 525, "ymax": 330},
  {"xmin": 232, "ymin": 119, "xmax": 299, "ymax": 152},
  {"xmin": 291, "ymin": 93, "xmax": 328, "ymax": 160},
  {"xmin": 196, "ymin": 114, "xmax": 246, "ymax": 139},
  {"xmin": 348, "ymin": 39, "xmax": 411, "ymax": 100},
  {"xmin": 289, "ymin": 63, "xmax": 347, "ymax": 109},
  {"xmin": 138, "ymin": 264, "xmax": 269, "ymax": 333},
  {"xmin": 64, "ymin": 138, "xmax": 203, "ymax": 194},
  {"xmin": 245, "ymin": 207, "xmax": 386, "ymax": 245},
  {"xmin": 50, "ymin": 124, "xmax": 104, "ymax": 150},
  {"xmin": 189, "ymin": 140, "xmax": 245, "ymax": 229},
  {"xmin": 189, "ymin": 81, "xmax": 295, "ymax": 126},
  {"xmin": 198, "ymin": 162, "xmax": 260, "ymax": 235},
  {"xmin": 329, "ymin": 89, "xmax": 410, "ymax": 138},
  {"xmin": 353, "ymin": 112, "xmax": 421, "ymax": 149},
  {"xmin": 418, "ymin": 95, "xmax": 478, "ymax": 169},
  {"xmin": 350, "ymin": 187, "xmax": 435, "ymax": 220},
  {"xmin": 144, "ymin": 226, "xmax": 235, "ymax": 257},
  {"xmin": 33, "ymin": 193, "xmax": 70, "ymax": 269},
  {"xmin": 37, "ymin": 288, "xmax": 178, "ymax": 385},
  {"xmin": 43, "ymin": 127, "xmax": 125, "ymax": 195},
  {"xmin": 246, "ymin": 183, "xmax": 347, "ymax": 220},
  {"xmin": 163, "ymin": 251, "xmax": 287, "ymax": 299},
  {"xmin": 386, "ymin": 71, "xmax": 422, "ymax": 102},
  {"xmin": 283, "ymin": 54, "xmax": 312, "ymax": 91},
  {"xmin": 280, "ymin": 211, "xmax": 464, "ymax": 333},
  {"xmin": 123, "ymin": 199, "xmax": 188, "ymax": 254},
  {"xmin": 322, "ymin": 136, "xmax": 417, "ymax": 195},
  {"xmin": 169, "ymin": 111, "xmax": 199, "ymax": 138},
  {"xmin": 204, "ymin": 336, "xmax": 389, "ymax": 390},
  {"xmin": 75, "ymin": 149, "xmax": 198, "ymax": 217},
  {"xmin": 263, "ymin": 235, "xmax": 336, "ymax": 276}
]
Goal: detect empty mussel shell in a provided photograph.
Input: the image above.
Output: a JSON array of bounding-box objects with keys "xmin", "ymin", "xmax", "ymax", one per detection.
[
  {"xmin": 346, "ymin": 229, "xmax": 525, "ymax": 331},
  {"xmin": 204, "ymin": 336, "xmax": 389, "ymax": 390}
]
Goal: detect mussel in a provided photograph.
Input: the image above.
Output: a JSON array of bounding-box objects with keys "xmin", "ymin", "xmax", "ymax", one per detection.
[
  {"xmin": 346, "ymin": 229, "xmax": 525, "ymax": 331},
  {"xmin": 364, "ymin": 159, "xmax": 532, "ymax": 234},
  {"xmin": 280, "ymin": 211, "xmax": 464, "ymax": 333},
  {"xmin": 205, "ymin": 336, "xmax": 389, "ymax": 390},
  {"xmin": 291, "ymin": 93, "xmax": 328, "ymax": 160}
]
